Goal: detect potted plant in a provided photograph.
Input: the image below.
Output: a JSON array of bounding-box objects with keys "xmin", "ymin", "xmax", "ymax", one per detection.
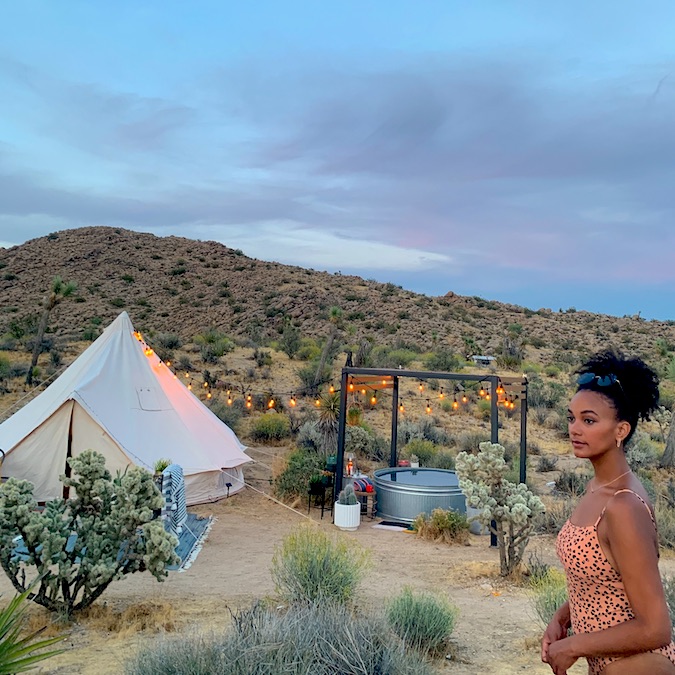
[{"xmin": 334, "ymin": 484, "xmax": 361, "ymax": 531}]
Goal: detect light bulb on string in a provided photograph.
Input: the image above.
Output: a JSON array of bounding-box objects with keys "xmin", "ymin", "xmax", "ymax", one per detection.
[
  {"xmin": 439, "ymin": 387, "xmax": 445, "ymax": 399},
  {"xmin": 329, "ymin": 383, "xmax": 335, "ymax": 394},
  {"xmin": 426, "ymin": 399, "xmax": 432, "ymax": 415},
  {"xmin": 166, "ymin": 361, "xmax": 171, "ymax": 367},
  {"xmin": 268, "ymin": 397, "xmax": 275, "ymax": 409},
  {"xmin": 479, "ymin": 384, "xmax": 485, "ymax": 397},
  {"xmin": 187, "ymin": 383, "xmax": 192, "ymax": 391},
  {"xmin": 361, "ymin": 387, "xmax": 367, "ymax": 396},
  {"xmin": 203, "ymin": 382, "xmax": 208, "ymax": 388},
  {"xmin": 315, "ymin": 395, "xmax": 321, "ymax": 407},
  {"xmin": 227, "ymin": 395, "xmax": 233, "ymax": 406},
  {"xmin": 206, "ymin": 392, "xmax": 212, "ymax": 399},
  {"xmin": 461, "ymin": 393, "xmax": 468, "ymax": 404},
  {"xmin": 452, "ymin": 397, "xmax": 459, "ymax": 410},
  {"xmin": 399, "ymin": 398, "xmax": 405, "ymax": 413},
  {"xmin": 289, "ymin": 393, "xmax": 297, "ymax": 407},
  {"xmin": 348, "ymin": 380, "xmax": 354, "ymax": 392},
  {"xmin": 370, "ymin": 393, "xmax": 377, "ymax": 405},
  {"xmin": 419, "ymin": 382, "xmax": 424, "ymax": 393}
]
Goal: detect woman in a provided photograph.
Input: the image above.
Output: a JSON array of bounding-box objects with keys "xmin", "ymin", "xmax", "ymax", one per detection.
[{"xmin": 542, "ymin": 350, "xmax": 675, "ymax": 675}]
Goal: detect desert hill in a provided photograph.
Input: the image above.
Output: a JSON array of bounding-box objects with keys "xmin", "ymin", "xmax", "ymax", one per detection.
[{"xmin": 0, "ymin": 226, "xmax": 674, "ymax": 365}]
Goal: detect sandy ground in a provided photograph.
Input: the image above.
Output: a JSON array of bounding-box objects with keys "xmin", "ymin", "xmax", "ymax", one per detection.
[{"xmin": 3, "ymin": 447, "xmax": 674, "ymax": 675}]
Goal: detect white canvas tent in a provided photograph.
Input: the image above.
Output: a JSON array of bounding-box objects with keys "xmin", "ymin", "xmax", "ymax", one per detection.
[{"xmin": 0, "ymin": 312, "xmax": 251, "ymax": 505}]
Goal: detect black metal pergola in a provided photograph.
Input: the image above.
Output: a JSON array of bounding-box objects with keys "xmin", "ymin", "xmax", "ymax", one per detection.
[{"xmin": 334, "ymin": 367, "xmax": 528, "ymax": 496}]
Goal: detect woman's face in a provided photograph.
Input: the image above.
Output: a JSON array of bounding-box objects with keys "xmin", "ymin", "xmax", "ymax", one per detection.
[{"xmin": 567, "ymin": 390, "xmax": 626, "ymax": 459}]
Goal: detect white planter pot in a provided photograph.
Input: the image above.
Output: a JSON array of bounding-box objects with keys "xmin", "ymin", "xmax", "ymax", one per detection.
[{"xmin": 334, "ymin": 502, "xmax": 361, "ymax": 531}]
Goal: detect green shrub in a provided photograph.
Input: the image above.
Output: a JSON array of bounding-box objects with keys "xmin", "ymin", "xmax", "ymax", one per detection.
[
  {"xmin": 535, "ymin": 497, "xmax": 577, "ymax": 535},
  {"xmin": 537, "ymin": 455, "xmax": 559, "ymax": 472},
  {"xmin": 554, "ymin": 469, "xmax": 591, "ymax": 497},
  {"xmin": 386, "ymin": 586, "xmax": 458, "ymax": 655},
  {"xmin": 251, "ymin": 413, "xmax": 291, "ymax": 442},
  {"xmin": 656, "ymin": 503, "xmax": 675, "ymax": 550},
  {"xmin": 127, "ymin": 602, "xmax": 434, "ymax": 675},
  {"xmin": 296, "ymin": 338, "xmax": 321, "ymax": 361},
  {"xmin": 345, "ymin": 425, "xmax": 374, "ymax": 457},
  {"xmin": 625, "ymin": 430, "xmax": 658, "ymax": 471},
  {"xmin": 271, "ymin": 524, "xmax": 370, "ymax": 604},
  {"xmin": 662, "ymin": 574, "xmax": 675, "ymax": 629},
  {"xmin": 208, "ymin": 399, "xmax": 243, "ymax": 434},
  {"xmin": 402, "ymin": 439, "xmax": 438, "ymax": 466},
  {"xmin": 433, "ymin": 450, "xmax": 456, "ymax": 470},
  {"xmin": 273, "ymin": 449, "xmax": 325, "ymax": 501},
  {"xmin": 423, "ymin": 350, "xmax": 462, "ymax": 372},
  {"xmin": 529, "ymin": 569, "xmax": 568, "ymax": 629},
  {"xmin": 413, "ymin": 508, "xmax": 469, "ymax": 545}
]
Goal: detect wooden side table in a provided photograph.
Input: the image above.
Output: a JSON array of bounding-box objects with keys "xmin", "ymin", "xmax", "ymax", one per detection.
[{"xmin": 354, "ymin": 490, "xmax": 376, "ymax": 519}]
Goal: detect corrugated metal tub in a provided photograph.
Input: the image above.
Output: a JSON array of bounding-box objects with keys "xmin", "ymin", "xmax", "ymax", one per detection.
[{"xmin": 373, "ymin": 467, "xmax": 466, "ymax": 524}]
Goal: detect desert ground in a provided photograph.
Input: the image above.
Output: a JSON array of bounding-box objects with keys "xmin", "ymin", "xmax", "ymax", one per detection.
[{"xmin": 3, "ymin": 445, "xmax": 674, "ymax": 675}]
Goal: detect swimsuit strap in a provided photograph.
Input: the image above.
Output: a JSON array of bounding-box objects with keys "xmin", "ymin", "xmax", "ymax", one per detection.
[{"xmin": 594, "ymin": 488, "xmax": 655, "ymax": 528}]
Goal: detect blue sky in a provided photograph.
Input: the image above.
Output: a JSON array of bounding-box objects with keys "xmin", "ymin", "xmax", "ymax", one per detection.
[{"xmin": 1, "ymin": 1, "xmax": 674, "ymax": 319}]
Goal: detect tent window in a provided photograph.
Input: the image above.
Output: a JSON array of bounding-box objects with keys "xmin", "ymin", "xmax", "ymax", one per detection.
[{"xmin": 136, "ymin": 387, "xmax": 164, "ymax": 411}]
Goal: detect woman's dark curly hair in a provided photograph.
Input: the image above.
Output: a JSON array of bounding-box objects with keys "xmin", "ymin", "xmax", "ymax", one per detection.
[{"xmin": 575, "ymin": 349, "xmax": 659, "ymax": 443}]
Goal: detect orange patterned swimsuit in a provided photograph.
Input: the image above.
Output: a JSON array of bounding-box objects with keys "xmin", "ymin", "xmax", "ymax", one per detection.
[{"xmin": 557, "ymin": 489, "xmax": 675, "ymax": 675}]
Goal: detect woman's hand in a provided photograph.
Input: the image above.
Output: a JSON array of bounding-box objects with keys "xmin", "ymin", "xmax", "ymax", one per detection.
[
  {"xmin": 541, "ymin": 604, "xmax": 570, "ymax": 666},
  {"xmin": 545, "ymin": 637, "xmax": 579, "ymax": 675}
]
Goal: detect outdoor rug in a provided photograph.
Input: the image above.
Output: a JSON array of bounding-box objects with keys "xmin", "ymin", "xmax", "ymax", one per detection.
[
  {"xmin": 371, "ymin": 520, "xmax": 412, "ymax": 531},
  {"xmin": 10, "ymin": 513, "xmax": 214, "ymax": 572},
  {"xmin": 167, "ymin": 512, "xmax": 214, "ymax": 571}
]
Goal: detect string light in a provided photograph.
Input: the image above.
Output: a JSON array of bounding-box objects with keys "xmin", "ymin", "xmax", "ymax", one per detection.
[
  {"xmin": 289, "ymin": 393, "xmax": 297, "ymax": 407},
  {"xmin": 315, "ymin": 395, "xmax": 321, "ymax": 407},
  {"xmin": 329, "ymin": 383, "xmax": 335, "ymax": 394},
  {"xmin": 348, "ymin": 381, "xmax": 354, "ymax": 392},
  {"xmin": 166, "ymin": 361, "xmax": 171, "ymax": 367},
  {"xmin": 461, "ymin": 393, "xmax": 468, "ymax": 404},
  {"xmin": 361, "ymin": 387, "xmax": 367, "ymax": 395},
  {"xmin": 268, "ymin": 397, "xmax": 275, "ymax": 409},
  {"xmin": 419, "ymin": 382, "xmax": 424, "ymax": 392},
  {"xmin": 187, "ymin": 383, "xmax": 192, "ymax": 391},
  {"xmin": 206, "ymin": 392, "xmax": 212, "ymax": 399},
  {"xmin": 479, "ymin": 384, "xmax": 486, "ymax": 397},
  {"xmin": 370, "ymin": 393, "xmax": 377, "ymax": 405},
  {"xmin": 425, "ymin": 399, "xmax": 432, "ymax": 414},
  {"xmin": 227, "ymin": 394, "xmax": 233, "ymax": 406},
  {"xmin": 203, "ymin": 382, "xmax": 208, "ymax": 388},
  {"xmin": 399, "ymin": 398, "xmax": 405, "ymax": 413},
  {"xmin": 452, "ymin": 397, "xmax": 459, "ymax": 410},
  {"xmin": 439, "ymin": 387, "xmax": 445, "ymax": 399}
]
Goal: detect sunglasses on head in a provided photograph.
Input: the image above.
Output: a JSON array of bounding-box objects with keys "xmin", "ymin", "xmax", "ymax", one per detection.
[{"xmin": 577, "ymin": 372, "xmax": 624, "ymax": 393}]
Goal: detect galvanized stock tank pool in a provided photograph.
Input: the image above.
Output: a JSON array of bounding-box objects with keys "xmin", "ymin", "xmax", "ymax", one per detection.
[{"xmin": 373, "ymin": 467, "xmax": 466, "ymax": 524}]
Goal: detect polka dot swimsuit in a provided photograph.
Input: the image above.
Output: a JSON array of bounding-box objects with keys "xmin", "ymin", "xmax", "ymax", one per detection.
[{"xmin": 557, "ymin": 489, "xmax": 675, "ymax": 674}]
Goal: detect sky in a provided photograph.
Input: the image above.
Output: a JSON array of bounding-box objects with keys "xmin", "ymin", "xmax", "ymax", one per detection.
[{"xmin": 1, "ymin": 2, "xmax": 674, "ymax": 320}]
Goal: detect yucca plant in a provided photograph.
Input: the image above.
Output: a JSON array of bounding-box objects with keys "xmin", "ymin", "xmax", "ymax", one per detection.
[{"xmin": 0, "ymin": 589, "xmax": 64, "ymax": 673}]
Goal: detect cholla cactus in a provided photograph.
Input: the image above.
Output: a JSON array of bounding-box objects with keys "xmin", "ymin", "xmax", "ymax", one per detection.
[
  {"xmin": 456, "ymin": 442, "xmax": 545, "ymax": 576},
  {"xmin": 338, "ymin": 484, "xmax": 358, "ymax": 505},
  {"xmin": 0, "ymin": 449, "xmax": 179, "ymax": 617}
]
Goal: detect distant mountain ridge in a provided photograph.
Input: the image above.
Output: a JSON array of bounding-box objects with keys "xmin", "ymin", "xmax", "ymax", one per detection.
[{"xmin": 1, "ymin": 226, "xmax": 673, "ymax": 363}]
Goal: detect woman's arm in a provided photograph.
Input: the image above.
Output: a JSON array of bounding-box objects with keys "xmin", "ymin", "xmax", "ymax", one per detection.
[{"xmin": 548, "ymin": 492, "xmax": 671, "ymax": 670}]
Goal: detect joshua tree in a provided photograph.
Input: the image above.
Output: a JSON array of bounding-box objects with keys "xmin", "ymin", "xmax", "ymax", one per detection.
[
  {"xmin": 312, "ymin": 306, "xmax": 343, "ymax": 389},
  {"xmin": 317, "ymin": 392, "xmax": 341, "ymax": 457},
  {"xmin": 26, "ymin": 275, "xmax": 77, "ymax": 385}
]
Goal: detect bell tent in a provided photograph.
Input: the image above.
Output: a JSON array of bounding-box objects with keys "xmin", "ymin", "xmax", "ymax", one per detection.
[{"xmin": 0, "ymin": 312, "xmax": 250, "ymax": 505}]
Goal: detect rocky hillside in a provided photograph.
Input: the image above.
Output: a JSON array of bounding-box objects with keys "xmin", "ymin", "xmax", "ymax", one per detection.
[{"xmin": 1, "ymin": 226, "xmax": 674, "ymax": 366}]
